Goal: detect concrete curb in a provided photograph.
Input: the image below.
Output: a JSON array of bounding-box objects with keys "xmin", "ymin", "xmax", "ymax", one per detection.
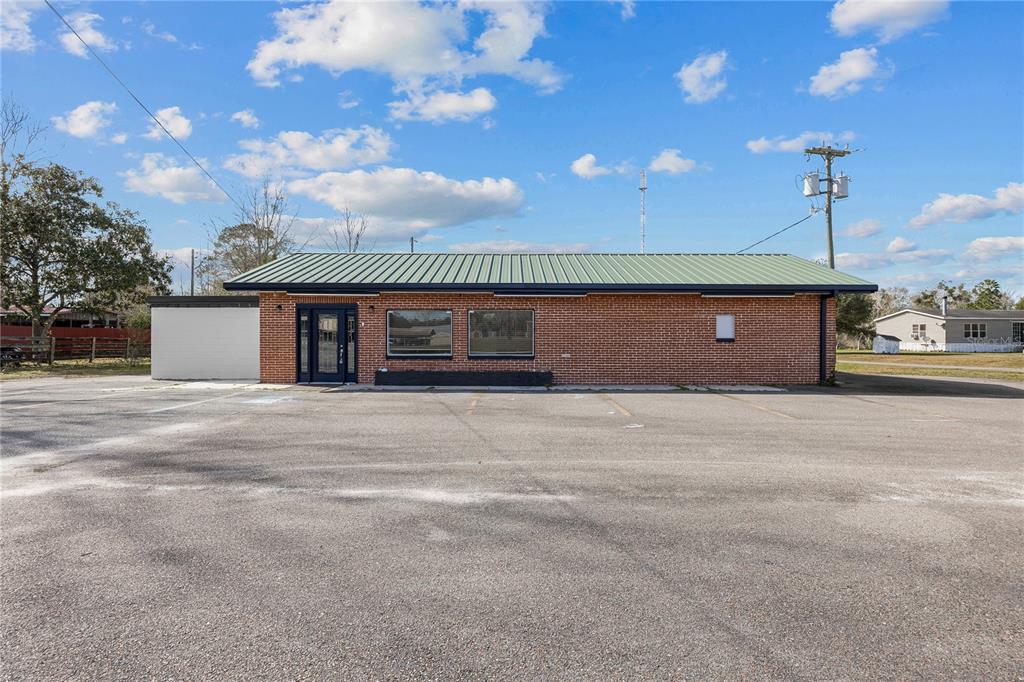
[{"xmin": 321, "ymin": 384, "xmax": 789, "ymax": 394}]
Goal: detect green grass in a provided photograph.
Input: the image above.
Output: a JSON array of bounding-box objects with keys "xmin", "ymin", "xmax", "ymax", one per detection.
[
  {"xmin": 837, "ymin": 362, "xmax": 1023, "ymax": 383},
  {"xmin": 0, "ymin": 358, "xmax": 151, "ymax": 381},
  {"xmin": 837, "ymin": 350, "xmax": 1024, "ymax": 369}
]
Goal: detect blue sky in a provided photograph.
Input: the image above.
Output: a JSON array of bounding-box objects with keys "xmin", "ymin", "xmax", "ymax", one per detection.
[{"xmin": 2, "ymin": 0, "xmax": 1022, "ymax": 294}]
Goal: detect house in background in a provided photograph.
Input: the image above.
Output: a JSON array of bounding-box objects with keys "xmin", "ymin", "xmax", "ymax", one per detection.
[
  {"xmin": 873, "ymin": 298, "xmax": 1024, "ymax": 352},
  {"xmin": 1, "ymin": 306, "xmax": 121, "ymax": 329}
]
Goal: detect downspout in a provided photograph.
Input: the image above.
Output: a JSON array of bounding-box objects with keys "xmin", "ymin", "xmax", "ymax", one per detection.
[{"xmin": 819, "ymin": 293, "xmax": 832, "ymax": 384}]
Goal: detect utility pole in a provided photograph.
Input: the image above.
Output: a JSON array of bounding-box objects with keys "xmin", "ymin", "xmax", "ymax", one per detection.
[
  {"xmin": 190, "ymin": 248, "xmax": 195, "ymax": 295},
  {"xmin": 409, "ymin": 236, "xmax": 417, "ymax": 254},
  {"xmin": 639, "ymin": 169, "xmax": 647, "ymax": 254},
  {"xmin": 803, "ymin": 145, "xmax": 853, "ymax": 269}
]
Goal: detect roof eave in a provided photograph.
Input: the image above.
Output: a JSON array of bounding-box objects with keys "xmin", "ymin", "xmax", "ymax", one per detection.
[
  {"xmin": 872, "ymin": 308, "xmax": 945, "ymax": 323},
  {"xmin": 223, "ymin": 281, "xmax": 878, "ymax": 295}
]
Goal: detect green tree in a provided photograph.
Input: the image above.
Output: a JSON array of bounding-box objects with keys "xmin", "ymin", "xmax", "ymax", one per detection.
[
  {"xmin": 1016, "ymin": 296, "xmax": 1024, "ymax": 311},
  {"xmin": 0, "ymin": 162, "xmax": 171, "ymax": 337},
  {"xmin": 912, "ymin": 280, "xmax": 972, "ymax": 310},
  {"xmin": 969, "ymin": 279, "xmax": 1011, "ymax": 310},
  {"xmin": 836, "ymin": 293, "xmax": 875, "ymax": 343}
]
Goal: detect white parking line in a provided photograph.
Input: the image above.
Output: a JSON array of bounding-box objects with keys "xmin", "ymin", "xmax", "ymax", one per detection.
[{"xmin": 143, "ymin": 391, "xmax": 248, "ymax": 413}]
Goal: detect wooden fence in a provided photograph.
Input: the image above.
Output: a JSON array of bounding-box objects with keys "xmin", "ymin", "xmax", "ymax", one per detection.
[{"xmin": 1, "ymin": 335, "xmax": 151, "ymax": 364}]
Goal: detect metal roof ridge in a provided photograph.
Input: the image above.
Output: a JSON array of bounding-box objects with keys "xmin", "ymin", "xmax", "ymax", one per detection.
[{"xmin": 283, "ymin": 251, "xmax": 798, "ymax": 257}]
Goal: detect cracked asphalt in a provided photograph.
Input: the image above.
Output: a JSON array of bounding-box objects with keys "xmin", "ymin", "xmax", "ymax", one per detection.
[{"xmin": 1, "ymin": 373, "xmax": 1022, "ymax": 679}]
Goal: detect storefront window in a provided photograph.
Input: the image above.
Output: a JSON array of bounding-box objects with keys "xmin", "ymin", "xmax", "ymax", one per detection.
[
  {"xmin": 469, "ymin": 310, "xmax": 534, "ymax": 357},
  {"xmin": 387, "ymin": 310, "xmax": 452, "ymax": 356}
]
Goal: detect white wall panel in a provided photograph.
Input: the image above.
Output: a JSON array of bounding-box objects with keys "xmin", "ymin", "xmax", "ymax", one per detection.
[{"xmin": 152, "ymin": 307, "xmax": 259, "ymax": 380}]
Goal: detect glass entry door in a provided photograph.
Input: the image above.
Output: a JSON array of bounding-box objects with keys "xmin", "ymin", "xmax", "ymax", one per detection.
[{"xmin": 297, "ymin": 306, "xmax": 356, "ymax": 383}]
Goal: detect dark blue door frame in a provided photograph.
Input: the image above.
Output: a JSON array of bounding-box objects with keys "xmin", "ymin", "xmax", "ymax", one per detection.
[{"xmin": 296, "ymin": 304, "xmax": 357, "ymax": 383}]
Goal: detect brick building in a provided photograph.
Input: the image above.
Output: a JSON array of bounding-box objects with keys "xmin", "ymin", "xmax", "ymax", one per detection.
[{"xmin": 223, "ymin": 253, "xmax": 875, "ymax": 386}]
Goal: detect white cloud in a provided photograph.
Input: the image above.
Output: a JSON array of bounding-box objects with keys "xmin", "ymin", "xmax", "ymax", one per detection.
[
  {"xmin": 830, "ymin": 0, "xmax": 949, "ymax": 43},
  {"xmin": 808, "ymin": 47, "xmax": 891, "ymax": 99},
  {"xmin": 144, "ymin": 106, "xmax": 192, "ymax": 141},
  {"xmin": 139, "ymin": 19, "xmax": 200, "ymax": 49},
  {"xmin": 159, "ymin": 246, "xmax": 206, "ymax": 267},
  {"xmin": 952, "ymin": 266, "xmax": 1024, "ymax": 290},
  {"xmin": 223, "ymin": 127, "xmax": 393, "ymax": 179},
  {"xmin": 648, "ymin": 149, "xmax": 697, "ymax": 175},
  {"xmin": 839, "ymin": 218, "xmax": 881, "ymax": 237},
  {"xmin": 570, "ymin": 153, "xmax": 614, "ymax": 179},
  {"xmin": 287, "ymin": 167, "xmax": 523, "ymax": 233},
  {"xmin": 247, "ymin": 1, "xmax": 562, "ymax": 95},
  {"xmin": 835, "ymin": 246, "xmax": 951, "ymax": 270},
  {"xmin": 746, "ymin": 130, "xmax": 856, "ymax": 154},
  {"xmin": 909, "ymin": 182, "xmax": 1024, "ymax": 227},
  {"xmin": 122, "ymin": 153, "xmax": 224, "ymax": 204},
  {"xmin": 51, "ymin": 101, "xmax": 117, "ymax": 139},
  {"xmin": 141, "ymin": 20, "xmax": 175, "ymax": 43},
  {"xmin": 616, "ymin": 0, "xmax": 637, "ymax": 20},
  {"xmin": 338, "ymin": 90, "xmax": 360, "ymax": 110},
  {"xmin": 962, "ymin": 236, "xmax": 1024, "ymax": 263},
  {"xmin": 110, "ymin": 132, "xmax": 128, "ymax": 145},
  {"xmin": 886, "ymin": 236, "xmax": 915, "ymax": 253},
  {"xmin": 1, "ymin": 0, "xmax": 39, "ymax": 52},
  {"xmin": 389, "ymin": 87, "xmax": 497, "ymax": 123},
  {"xmin": 448, "ymin": 239, "xmax": 590, "ymax": 254},
  {"xmin": 230, "ymin": 109, "xmax": 260, "ymax": 129},
  {"xmin": 59, "ymin": 12, "xmax": 117, "ymax": 58},
  {"xmin": 675, "ymin": 50, "xmax": 728, "ymax": 104}
]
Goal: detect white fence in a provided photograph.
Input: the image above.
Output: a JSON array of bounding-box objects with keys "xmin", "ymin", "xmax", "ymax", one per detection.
[{"xmin": 873, "ymin": 336, "xmax": 1023, "ymax": 354}]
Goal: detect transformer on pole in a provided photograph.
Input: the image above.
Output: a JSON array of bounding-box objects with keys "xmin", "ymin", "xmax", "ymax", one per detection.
[{"xmin": 802, "ymin": 145, "xmax": 855, "ymax": 269}]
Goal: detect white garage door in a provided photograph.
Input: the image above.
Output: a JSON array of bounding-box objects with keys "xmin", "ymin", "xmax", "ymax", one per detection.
[{"xmin": 151, "ymin": 306, "xmax": 259, "ymax": 380}]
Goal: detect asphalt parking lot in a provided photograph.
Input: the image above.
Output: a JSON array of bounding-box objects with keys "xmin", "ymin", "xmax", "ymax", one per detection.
[{"xmin": 2, "ymin": 374, "xmax": 1022, "ymax": 679}]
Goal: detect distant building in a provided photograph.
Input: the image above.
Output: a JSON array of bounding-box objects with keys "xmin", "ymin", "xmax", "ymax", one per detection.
[
  {"xmin": 874, "ymin": 301, "xmax": 1024, "ymax": 352},
  {"xmin": 0, "ymin": 306, "xmax": 121, "ymax": 328}
]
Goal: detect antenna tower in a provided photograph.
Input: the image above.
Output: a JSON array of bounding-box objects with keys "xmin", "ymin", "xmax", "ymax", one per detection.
[{"xmin": 639, "ymin": 169, "xmax": 647, "ymax": 254}]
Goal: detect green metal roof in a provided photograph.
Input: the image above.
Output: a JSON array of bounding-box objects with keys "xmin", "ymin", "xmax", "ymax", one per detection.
[{"xmin": 223, "ymin": 253, "xmax": 876, "ymax": 293}]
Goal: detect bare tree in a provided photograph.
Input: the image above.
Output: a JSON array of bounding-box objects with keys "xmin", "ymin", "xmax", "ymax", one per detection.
[
  {"xmin": 327, "ymin": 205, "xmax": 371, "ymax": 253},
  {"xmin": 1, "ymin": 97, "xmax": 46, "ymax": 163},
  {"xmin": 1, "ymin": 97, "xmax": 47, "ymax": 198},
  {"xmin": 198, "ymin": 178, "xmax": 306, "ymax": 290}
]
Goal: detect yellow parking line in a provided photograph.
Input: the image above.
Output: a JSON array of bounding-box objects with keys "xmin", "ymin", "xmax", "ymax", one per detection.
[
  {"xmin": 716, "ymin": 392, "xmax": 797, "ymax": 420},
  {"xmin": 466, "ymin": 393, "xmax": 481, "ymax": 416},
  {"xmin": 600, "ymin": 393, "xmax": 632, "ymax": 417}
]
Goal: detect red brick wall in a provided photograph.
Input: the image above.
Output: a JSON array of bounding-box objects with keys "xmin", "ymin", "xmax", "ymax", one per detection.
[{"xmin": 259, "ymin": 292, "xmax": 837, "ymax": 385}]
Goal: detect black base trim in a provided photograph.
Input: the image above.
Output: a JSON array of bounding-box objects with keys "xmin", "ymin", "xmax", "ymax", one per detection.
[{"xmin": 375, "ymin": 370, "xmax": 553, "ymax": 386}]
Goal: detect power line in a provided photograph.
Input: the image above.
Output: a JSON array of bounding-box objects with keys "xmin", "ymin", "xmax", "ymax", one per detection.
[
  {"xmin": 43, "ymin": 0, "xmax": 243, "ymax": 212},
  {"xmin": 734, "ymin": 212, "xmax": 817, "ymax": 254}
]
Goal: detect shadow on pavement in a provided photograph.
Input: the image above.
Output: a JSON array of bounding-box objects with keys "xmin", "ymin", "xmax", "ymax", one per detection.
[{"xmin": 825, "ymin": 372, "xmax": 1024, "ymax": 399}]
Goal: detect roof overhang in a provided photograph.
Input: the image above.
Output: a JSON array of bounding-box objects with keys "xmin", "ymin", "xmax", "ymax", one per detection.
[
  {"xmin": 224, "ymin": 281, "xmax": 877, "ymax": 295},
  {"xmin": 147, "ymin": 295, "xmax": 259, "ymax": 308}
]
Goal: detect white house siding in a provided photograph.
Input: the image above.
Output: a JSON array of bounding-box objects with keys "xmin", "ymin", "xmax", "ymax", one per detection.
[
  {"xmin": 944, "ymin": 318, "xmax": 1024, "ymax": 344},
  {"xmin": 874, "ymin": 311, "xmax": 945, "ymax": 344},
  {"xmin": 152, "ymin": 307, "xmax": 259, "ymax": 380}
]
